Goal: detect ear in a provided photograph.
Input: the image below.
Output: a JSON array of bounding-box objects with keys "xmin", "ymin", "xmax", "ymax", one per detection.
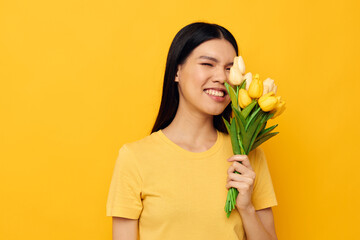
[{"xmin": 174, "ymin": 65, "xmax": 181, "ymax": 82}]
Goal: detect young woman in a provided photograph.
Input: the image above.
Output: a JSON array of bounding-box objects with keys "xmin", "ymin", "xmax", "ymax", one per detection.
[{"xmin": 106, "ymin": 22, "xmax": 278, "ymax": 240}]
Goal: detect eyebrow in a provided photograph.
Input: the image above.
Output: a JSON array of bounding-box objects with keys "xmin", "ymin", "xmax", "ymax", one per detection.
[{"xmin": 198, "ymin": 55, "xmax": 233, "ymax": 66}]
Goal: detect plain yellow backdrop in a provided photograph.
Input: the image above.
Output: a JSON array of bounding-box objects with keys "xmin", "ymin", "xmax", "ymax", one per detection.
[{"xmin": 1, "ymin": 0, "xmax": 359, "ymax": 239}]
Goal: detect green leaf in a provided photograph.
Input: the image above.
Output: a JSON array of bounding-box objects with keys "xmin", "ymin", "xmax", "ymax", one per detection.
[
  {"xmin": 222, "ymin": 116, "xmax": 231, "ymax": 134},
  {"xmin": 238, "ymin": 135, "xmax": 246, "ymax": 155},
  {"xmin": 235, "ymin": 117, "xmax": 246, "ymax": 154},
  {"xmin": 243, "ymin": 111, "xmax": 265, "ymax": 153},
  {"xmin": 231, "ymin": 105, "xmax": 246, "ymax": 133},
  {"xmin": 257, "ymin": 124, "xmax": 278, "ymax": 140},
  {"xmin": 251, "ymin": 132, "xmax": 279, "ymax": 151},
  {"xmin": 241, "ymin": 100, "xmax": 257, "ymax": 119},
  {"xmin": 247, "ymin": 111, "xmax": 265, "ymax": 136},
  {"xmin": 234, "ymin": 116, "xmax": 241, "ymax": 138},
  {"xmin": 255, "ymin": 112, "xmax": 275, "ymax": 138},
  {"xmin": 230, "ymin": 118, "xmax": 241, "ymax": 155},
  {"xmin": 258, "ymin": 120, "xmax": 267, "ymax": 137},
  {"xmin": 247, "ymin": 113, "xmax": 269, "ymax": 152},
  {"xmin": 225, "ymin": 81, "xmax": 231, "ymax": 92},
  {"xmin": 225, "ymin": 82, "xmax": 239, "ymax": 111},
  {"xmin": 240, "ymin": 80, "xmax": 247, "ymax": 89},
  {"xmin": 265, "ymin": 112, "xmax": 275, "ymax": 122},
  {"xmin": 245, "ymin": 107, "xmax": 262, "ymax": 131}
]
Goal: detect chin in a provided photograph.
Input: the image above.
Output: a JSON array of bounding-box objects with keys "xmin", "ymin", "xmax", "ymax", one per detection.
[{"xmin": 206, "ymin": 107, "xmax": 227, "ymax": 116}]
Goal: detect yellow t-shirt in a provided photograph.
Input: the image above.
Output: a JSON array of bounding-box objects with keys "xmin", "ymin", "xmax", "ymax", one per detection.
[{"xmin": 106, "ymin": 129, "xmax": 277, "ymax": 240}]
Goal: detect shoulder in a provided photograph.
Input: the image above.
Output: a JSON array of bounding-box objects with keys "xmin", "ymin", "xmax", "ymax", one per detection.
[
  {"xmin": 114, "ymin": 133, "xmax": 161, "ymax": 175},
  {"xmin": 252, "ymin": 146, "xmax": 266, "ymax": 160},
  {"xmin": 247, "ymin": 147, "xmax": 268, "ymax": 170},
  {"xmin": 219, "ymin": 131, "xmax": 231, "ymax": 148},
  {"xmin": 121, "ymin": 131, "xmax": 159, "ymax": 149},
  {"xmin": 118, "ymin": 131, "xmax": 163, "ymax": 159}
]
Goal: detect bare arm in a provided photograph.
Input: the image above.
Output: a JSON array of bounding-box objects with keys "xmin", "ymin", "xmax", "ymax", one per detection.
[
  {"xmin": 226, "ymin": 156, "xmax": 278, "ymax": 240},
  {"xmin": 256, "ymin": 208, "xmax": 277, "ymax": 240},
  {"xmin": 238, "ymin": 207, "xmax": 278, "ymax": 240},
  {"xmin": 112, "ymin": 217, "xmax": 138, "ymax": 240}
]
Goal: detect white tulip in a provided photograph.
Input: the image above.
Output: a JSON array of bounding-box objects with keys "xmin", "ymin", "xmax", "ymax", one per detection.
[
  {"xmin": 262, "ymin": 77, "xmax": 277, "ymax": 95},
  {"xmin": 243, "ymin": 72, "xmax": 252, "ymax": 91},
  {"xmin": 235, "ymin": 56, "xmax": 246, "ymax": 74},
  {"xmin": 272, "ymin": 85, "xmax": 277, "ymax": 95},
  {"xmin": 229, "ymin": 66, "xmax": 244, "ymax": 85}
]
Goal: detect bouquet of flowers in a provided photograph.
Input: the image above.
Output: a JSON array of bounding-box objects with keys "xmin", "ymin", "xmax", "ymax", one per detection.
[{"xmin": 223, "ymin": 56, "xmax": 286, "ymax": 218}]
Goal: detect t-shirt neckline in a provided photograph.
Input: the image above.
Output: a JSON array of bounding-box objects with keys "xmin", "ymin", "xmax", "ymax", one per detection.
[{"xmin": 156, "ymin": 129, "xmax": 223, "ymax": 159}]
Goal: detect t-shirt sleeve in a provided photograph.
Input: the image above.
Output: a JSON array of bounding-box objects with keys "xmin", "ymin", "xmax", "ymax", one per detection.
[
  {"xmin": 251, "ymin": 147, "xmax": 278, "ymax": 210},
  {"xmin": 106, "ymin": 144, "xmax": 143, "ymax": 219}
]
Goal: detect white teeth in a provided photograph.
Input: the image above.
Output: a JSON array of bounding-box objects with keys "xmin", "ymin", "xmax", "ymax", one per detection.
[{"xmin": 204, "ymin": 89, "xmax": 224, "ymax": 97}]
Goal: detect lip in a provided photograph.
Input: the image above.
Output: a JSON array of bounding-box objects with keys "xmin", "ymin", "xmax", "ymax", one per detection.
[{"xmin": 203, "ymin": 88, "xmax": 228, "ymax": 102}]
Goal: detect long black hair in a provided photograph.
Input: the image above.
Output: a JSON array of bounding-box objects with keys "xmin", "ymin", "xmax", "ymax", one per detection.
[{"xmin": 151, "ymin": 22, "xmax": 239, "ymax": 134}]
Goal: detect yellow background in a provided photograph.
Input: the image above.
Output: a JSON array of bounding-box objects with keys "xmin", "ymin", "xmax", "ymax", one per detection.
[{"xmin": 1, "ymin": 0, "xmax": 359, "ymax": 239}]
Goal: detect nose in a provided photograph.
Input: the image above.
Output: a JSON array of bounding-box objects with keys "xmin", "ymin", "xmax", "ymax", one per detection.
[{"xmin": 213, "ymin": 67, "xmax": 228, "ymax": 84}]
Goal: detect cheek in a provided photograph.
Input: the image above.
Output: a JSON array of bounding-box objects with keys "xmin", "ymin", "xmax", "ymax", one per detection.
[
  {"xmin": 187, "ymin": 65, "xmax": 210, "ymax": 82},
  {"xmin": 180, "ymin": 73, "xmax": 208, "ymax": 96}
]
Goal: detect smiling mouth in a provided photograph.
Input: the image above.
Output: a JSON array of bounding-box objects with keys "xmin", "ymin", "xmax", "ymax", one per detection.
[{"xmin": 204, "ymin": 89, "xmax": 226, "ymax": 97}]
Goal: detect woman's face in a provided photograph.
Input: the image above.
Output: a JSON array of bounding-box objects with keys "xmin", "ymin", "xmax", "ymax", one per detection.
[{"xmin": 175, "ymin": 38, "xmax": 237, "ymax": 117}]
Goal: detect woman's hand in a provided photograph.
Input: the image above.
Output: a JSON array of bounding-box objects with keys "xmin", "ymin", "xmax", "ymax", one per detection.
[{"xmin": 226, "ymin": 154, "xmax": 256, "ymax": 211}]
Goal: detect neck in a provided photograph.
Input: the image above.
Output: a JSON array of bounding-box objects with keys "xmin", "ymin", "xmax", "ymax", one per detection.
[{"xmin": 161, "ymin": 100, "xmax": 218, "ymax": 146}]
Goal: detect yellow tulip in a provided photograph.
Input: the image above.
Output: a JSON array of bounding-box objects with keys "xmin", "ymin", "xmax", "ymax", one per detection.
[
  {"xmin": 229, "ymin": 66, "xmax": 244, "ymax": 85},
  {"xmin": 271, "ymin": 96, "xmax": 286, "ymax": 119},
  {"xmin": 238, "ymin": 89, "xmax": 252, "ymax": 109},
  {"xmin": 258, "ymin": 91, "xmax": 278, "ymax": 112},
  {"xmin": 248, "ymin": 73, "xmax": 263, "ymax": 98}
]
